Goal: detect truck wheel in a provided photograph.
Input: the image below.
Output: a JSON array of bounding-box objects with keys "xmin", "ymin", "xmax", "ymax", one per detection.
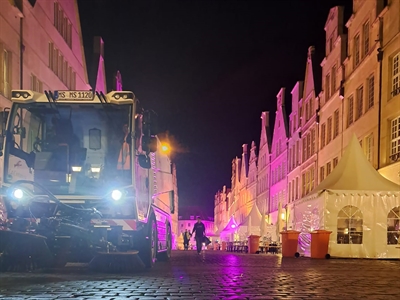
[
  {"xmin": 158, "ymin": 224, "xmax": 172, "ymax": 261},
  {"xmin": 140, "ymin": 218, "xmax": 157, "ymax": 268}
]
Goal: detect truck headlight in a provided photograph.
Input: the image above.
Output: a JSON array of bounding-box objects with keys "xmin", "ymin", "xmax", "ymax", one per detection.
[
  {"xmin": 111, "ymin": 189, "xmax": 123, "ymax": 201},
  {"xmin": 12, "ymin": 188, "xmax": 24, "ymax": 200}
]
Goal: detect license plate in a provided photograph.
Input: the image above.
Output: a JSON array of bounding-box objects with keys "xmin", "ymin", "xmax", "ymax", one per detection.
[{"xmin": 55, "ymin": 90, "xmax": 94, "ymax": 101}]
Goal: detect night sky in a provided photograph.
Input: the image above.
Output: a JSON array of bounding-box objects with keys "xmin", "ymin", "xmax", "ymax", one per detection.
[{"xmin": 77, "ymin": 0, "xmax": 352, "ymax": 216}]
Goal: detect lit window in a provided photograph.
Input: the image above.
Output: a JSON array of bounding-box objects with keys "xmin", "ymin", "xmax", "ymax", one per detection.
[
  {"xmin": 331, "ymin": 65, "xmax": 337, "ymax": 93},
  {"xmin": 356, "ymin": 85, "xmax": 364, "ymax": 120},
  {"xmin": 354, "ymin": 34, "xmax": 360, "ymax": 67},
  {"xmin": 362, "ymin": 21, "xmax": 369, "ymax": 57},
  {"xmin": 321, "ymin": 123, "xmax": 326, "ymax": 148},
  {"xmin": 367, "ymin": 75, "xmax": 374, "ymax": 110},
  {"xmin": 387, "ymin": 206, "xmax": 400, "ymax": 245},
  {"xmin": 347, "ymin": 96, "xmax": 354, "ymax": 127},
  {"xmin": 390, "ymin": 115, "xmax": 400, "ymax": 162},
  {"xmin": 337, "ymin": 205, "xmax": 363, "ymax": 244},
  {"xmin": 333, "ymin": 109, "xmax": 339, "ymax": 138},
  {"xmin": 392, "ymin": 54, "xmax": 400, "ymax": 97},
  {"xmin": 325, "ymin": 73, "xmax": 331, "ymax": 100},
  {"xmin": 327, "ymin": 117, "xmax": 332, "ymax": 144}
]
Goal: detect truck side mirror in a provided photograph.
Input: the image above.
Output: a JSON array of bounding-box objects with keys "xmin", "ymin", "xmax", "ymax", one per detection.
[
  {"xmin": 143, "ymin": 110, "xmax": 158, "ymax": 136},
  {"xmin": 142, "ymin": 136, "xmax": 157, "ymax": 153},
  {"xmin": 138, "ymin": 154, "xmax": 151, "ymax": 169}
]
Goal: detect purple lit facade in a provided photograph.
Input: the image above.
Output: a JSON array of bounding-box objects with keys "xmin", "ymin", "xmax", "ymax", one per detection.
[{"xmin": 214, "ymin": 0, "xmax": 400, "ymax": 241}]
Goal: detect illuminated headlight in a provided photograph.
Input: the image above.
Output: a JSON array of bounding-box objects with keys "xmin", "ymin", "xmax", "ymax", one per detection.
[
  {"xmin": 72, "ymin": 166, "xmax": 82, "ymax": 172},
  {"xmin": 91, "ymin": 167, "xmax": 101, "ymax": 173},
  {"xmin": 12, "ymin": 188, "xmax": 24, "ymax": 200},
  {"xmin": 111, "ymin": 189, "xmax": 123, "ymax": 201}
]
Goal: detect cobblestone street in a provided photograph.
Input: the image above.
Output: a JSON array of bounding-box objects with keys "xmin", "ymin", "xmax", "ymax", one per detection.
[{"xmin": 0, "ymin": 250, "xmax": 399, "ymax": 300}]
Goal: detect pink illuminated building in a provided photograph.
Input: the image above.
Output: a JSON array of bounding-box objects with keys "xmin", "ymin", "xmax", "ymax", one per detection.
[{"xmin": 214, "ymin": 0, "xmax": 400, "ymax": 241}]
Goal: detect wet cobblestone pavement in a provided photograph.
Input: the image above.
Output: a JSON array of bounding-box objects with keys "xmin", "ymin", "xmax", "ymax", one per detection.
[{"xmin": 0, "ymin": 250, "xmax": 399, "ymax": 299}]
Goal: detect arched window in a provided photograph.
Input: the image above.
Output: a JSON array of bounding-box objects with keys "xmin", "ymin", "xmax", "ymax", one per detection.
[
  {"xmin": 387, "ymin": 206, "xmax": 400, "ymax": 245},
  {"xmin": 337, "ymin": 205, "xmax": 363, "ymax": 244}
]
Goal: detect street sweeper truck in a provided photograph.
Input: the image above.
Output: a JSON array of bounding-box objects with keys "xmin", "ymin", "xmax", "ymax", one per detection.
[{"xmin": 0, "ymin": 89, "xmax": 175, "ymax": 271}]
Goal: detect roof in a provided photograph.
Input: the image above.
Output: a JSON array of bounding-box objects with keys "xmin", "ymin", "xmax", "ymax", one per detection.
[
  {"xmin": 312, "ymin": 134, "xmax": 400, "ymax": 193},
  {"xmin": 239, "ymin": 203, "xmax": 262, "ymax": 227},
  {"xmin": 220, "ymin": 216, "xmax": 239, "ymax": 233}
]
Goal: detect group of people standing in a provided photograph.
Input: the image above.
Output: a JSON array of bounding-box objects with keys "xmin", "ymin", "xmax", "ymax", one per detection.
[{"xmin": 183, "ymin": 217, "xmax": 207, "ymax": 254}]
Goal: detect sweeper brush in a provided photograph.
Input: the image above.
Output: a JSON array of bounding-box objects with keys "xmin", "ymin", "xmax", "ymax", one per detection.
[
  {"xmin": 0, "ymin": 230, "xmax": 53, "ymax": 272},
  {"xmin": 88, "ymin": 250, "xmax": 145, "ymax": 273}
]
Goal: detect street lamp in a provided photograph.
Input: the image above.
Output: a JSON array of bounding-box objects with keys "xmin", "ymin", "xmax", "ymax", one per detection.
[{"xmin": 161, "ymin": 144, "xmax": 170, "ymax": 153}]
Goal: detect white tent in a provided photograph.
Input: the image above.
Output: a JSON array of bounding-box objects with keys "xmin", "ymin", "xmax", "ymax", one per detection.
[
  {"xmin": 238, "ymin": 203, "xmax": 262, "ymax": 239},
  {"xmin": 220, "ymin": 216, "xmax": 239, "ymax": 242},
  {"xmin": 294, "ymin": 135, "xmax": 400, "ymax": 259}
]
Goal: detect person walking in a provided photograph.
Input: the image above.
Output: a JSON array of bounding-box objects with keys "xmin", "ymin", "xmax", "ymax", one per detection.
[
  {"xmin": 191, "ymin": 217, "xmax": 206, "ymax": 254},
  {"xmin": 183, "ymin": 229, "xmax": 191, "ymax": 250}
]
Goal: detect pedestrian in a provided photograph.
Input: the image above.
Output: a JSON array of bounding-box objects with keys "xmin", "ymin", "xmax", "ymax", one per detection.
[
  {"xmin": 191, "ymin": 217, "xmax": 206, "ymax": 254},
  {"xmin": 183, "ymin": 229, "xmax": 191, "ymax": 250}
]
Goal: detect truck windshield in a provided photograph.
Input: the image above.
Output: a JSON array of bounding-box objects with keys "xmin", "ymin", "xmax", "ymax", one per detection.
[{"xmin": 4, "ymin": 102, "xmax": 133, "ymax": 196}]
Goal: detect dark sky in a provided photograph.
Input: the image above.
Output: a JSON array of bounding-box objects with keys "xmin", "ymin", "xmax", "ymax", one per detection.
[{"xmin": 77, "ymin": 0, "xmax": 352, "ymax": 216}]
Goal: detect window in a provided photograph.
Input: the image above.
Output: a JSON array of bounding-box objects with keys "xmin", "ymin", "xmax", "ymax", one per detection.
[
  {"xmin": 301, "ymin": 173, "xmax": 306, "ymax": 196},
  {"xmin": 333, "ymin": 109, "xmax": 339, "ymax": 139},
  {"xmin": 288, "ymin": 182, "xmax": 291, "ymax": 203},
  {"xmin": 0, "ymin": 45, "xmax": 11, "ymax": 98},
  {"xmin": 311, "ymin": 129, "xmax": 316, "ymax": 155},
  {"xmin": 54, "ymin": 1, "xmax": 72, "ymax": 48},
  {"xmin": 387, "ymin": 206, "xmax": 400, "ymax": 245},
  {"xmin": 295, "ymin": 177, "xmax": 298, "ymax": 199},
  {"xmin": 302, "ymin": 137, "xmax": 306, "ymax": 163},
  {"xmin": 333, "ymin": 157, "xmax": 339, "ymax": 168},
  {"xmin": 392, "ymin": 53, "xmax": 400, "ymax": 97},
  {"xmin": 306, "ymin": 133, "xmax": 311, "ymax": 159},
  {"xmin": 365, "ymin": 134, "xmax": 373, "ymax": 163},
  {"xmin": 305, "ymin": 171, "xmax": 310, "ymax": 194},
  {"xmin": 367, "ymin": 75, "xmax": 374, "ymax": 110},
  {"xmin": 390, "ymin": 115, "xmax": 400, "ymax": 162},
  {"xmin": 337, "ymin": 205, "xmax": 363, "ymax": 244},
  {"xmin": 362, "ymin": 21, "xmax": 369, "ymax": 57},
  {"xmin": 327, "ymin": 162, "xmax": 332, "ymax": 175},
  {"xmin": 310, "ymin": 167, "xmax": 315, "ymax": 191},
  {"xmin": 305, "ymin": 102, "xmax": 309, "ymax": 121},
  {"xmin": 296, "ymin": 141, "xmax": 299, "ymax": 165},
  {"xmin": 320, "ymin": 166, "xmax": 325, "ymax": 183},
  {"xmin": 356, "ymin": 85, "xmax": 364, "ymax": 120},
  {"xmin": 321, "ymin": 123, "xmax": 326, "ymax": 148},
  {"xmin": 31, "ymin": 74, "xmax": 43, "ymax": 93},
  {"xmin": 299, "ymin": 106, "xmax": 302, "ymax": 127},
  {"xmin": 331, "ymin": 65, "xmax": 337, "ymax": 92},
  {"xmin": 325, "ymin": 73, "xmax": 331, "ymax": 100},
  {"xmin": 347, "ymin": 96, "xmax": 354, "ymax": 127},
  {"xmin": 327, "ymin": 117, "xmax": 332, "ymax": 144},
  {"xmin": 354, "ymin": 34, "xmax": 360, "ymax": 67}
]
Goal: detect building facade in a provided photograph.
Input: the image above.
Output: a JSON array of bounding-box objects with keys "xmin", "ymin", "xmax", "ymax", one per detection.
[
  {"xmin": 214, "ymin": 0, "xmax": 400, "ymax": 240},
  {"xmin": 0, "ymin": 0, "xmax": 90, "ymax": 111}
]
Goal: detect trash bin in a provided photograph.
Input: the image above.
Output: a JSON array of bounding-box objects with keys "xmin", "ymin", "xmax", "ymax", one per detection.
[
  {"xmin": 310, "ymin": 230, "xmax": 332, "ymax": 259},
  {"xmin": 247, "ymin": 235, "xmax": 261, "ymax": 254},
  {"xmin": 280, "ymin": 230, "xmax": 300, "ymax": 258},
  {"xmin": 221, "ymin": 241, "xmax": 227, "ymax": 251}
]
